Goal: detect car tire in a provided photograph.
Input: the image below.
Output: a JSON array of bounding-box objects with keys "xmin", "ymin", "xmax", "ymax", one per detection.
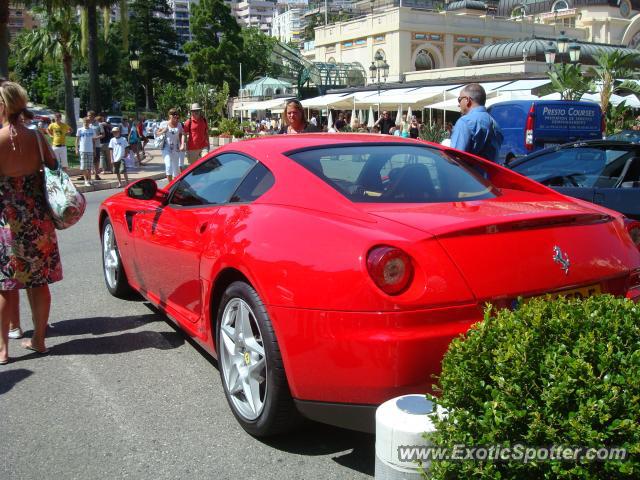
[
  {"xmin": 101, "ymin": 218, "xmax": 134, "ymax": 298},
  {"xmin": 216, "ymin": 281, "xmax": 301, "ymax": 437}
]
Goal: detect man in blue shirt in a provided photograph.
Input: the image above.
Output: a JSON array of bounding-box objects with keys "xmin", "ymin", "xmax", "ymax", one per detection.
[{"xmin": 451, "ymin": 83, "xmax": 503, "ymax": 162}]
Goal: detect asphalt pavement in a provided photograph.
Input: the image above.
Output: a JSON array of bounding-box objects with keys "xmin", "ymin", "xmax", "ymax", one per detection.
[
  {"xmin": 72, "ymin": 145, "xmax": 167, "ymax": 194},
  {"xmin": 0, "ymin": 187, "xmax": 375, "ymax": 480}
]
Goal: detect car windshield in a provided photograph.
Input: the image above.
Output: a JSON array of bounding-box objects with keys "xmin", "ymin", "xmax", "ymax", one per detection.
[
  {"xmin": 607, "ymin": 131, "xmax": 640, "ymax": 143},
  {"xmin": 287, "ymin": 144, "xmax": 498, "ymax": 203},
  {"xmin": 513, "ymin": 146, "xmax": 634, "ymax": 188}
]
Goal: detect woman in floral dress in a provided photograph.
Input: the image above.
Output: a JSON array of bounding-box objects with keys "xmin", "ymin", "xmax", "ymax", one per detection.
[{"xmin": 0, "ymin": 81, "xmax": 61, "ymax": 363}]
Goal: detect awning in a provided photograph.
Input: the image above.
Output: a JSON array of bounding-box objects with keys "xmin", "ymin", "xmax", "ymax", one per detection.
[
  {"xmin": 300, "ymin": 93, "xmax": 356, "ymax": 109},
  {"xmin": 234, "ymin": 98, "xmax": 292, "ymax": 111},
  {"xmin": 354, "ymin": 85, "xmax": 462, "ymax": 108},
  {"xmin": 424, "ymin": 81, "xmax": 514, "ymax": 111}
]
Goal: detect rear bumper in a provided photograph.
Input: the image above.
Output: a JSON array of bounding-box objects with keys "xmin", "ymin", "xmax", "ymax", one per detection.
[
  {"xmin": 294, "ymin": 400, "xmax": 377, "ymax": 433},
  {"xmin": 268, "ymin": 304, "xmax": 482, "ymax": 406}
]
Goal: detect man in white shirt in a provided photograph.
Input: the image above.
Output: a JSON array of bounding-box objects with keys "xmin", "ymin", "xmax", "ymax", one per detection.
[
  {"xmin": 108, "ymin": 127, "xmax": 130, "ymax": 187},
  {"xmin": 75, "ymin": 116, "xmax": 96, "ymax": 186}
]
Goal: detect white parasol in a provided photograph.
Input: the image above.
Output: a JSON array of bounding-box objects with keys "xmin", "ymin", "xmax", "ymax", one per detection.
[{"xmin": 367, "ymin": 106, "xmax": 375, "ymax": 128}]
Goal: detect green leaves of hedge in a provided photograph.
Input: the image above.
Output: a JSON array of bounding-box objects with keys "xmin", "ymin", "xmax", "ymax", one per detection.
[{"xmin": 426, "ymin": 295, "xmax": 640, "ymax": 479}]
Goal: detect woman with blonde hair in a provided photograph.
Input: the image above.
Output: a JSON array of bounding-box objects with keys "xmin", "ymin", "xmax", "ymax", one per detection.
[
  {"xmin": 0, "ymin": 80, "xmax": 62, "ymax": 363},
  {"xmin": 278, "ymin": 99, "xmax": 319, "ymax": 134}
]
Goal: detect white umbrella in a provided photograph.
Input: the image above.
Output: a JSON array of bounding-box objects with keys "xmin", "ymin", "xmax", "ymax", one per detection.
[
  {"xmin": 327, "ymin": 110, "xmax": 334, "ymax": 130},
  {"xmin": 350, "ymin": 105, "xmax": 358, "ymax": 129},
  {"xmin": 395, "ymin": 105, "xmax": 403, "ymax": 126},
  {"xmin": 367, "ymin": 106, "xmax": 375, "ymax": 129},
  {"xmin": 358, "ymin": 109, "xmax": 365, "ymax": 126},
  {"xmin": 406, "ymin": 106, "xmax": 413, "ymax": 122}
]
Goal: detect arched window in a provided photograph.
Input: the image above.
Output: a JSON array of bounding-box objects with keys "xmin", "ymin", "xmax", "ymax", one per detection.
[
  {"xmin": 327, "ymin": 57, "xmax": 336, "ymax": 64},
  {"xmin": 551, "ymin": 0, "xmax": 569, "ymax": 11},
  {"xmin": 264, "ymin": 87, "xmax": 273, "ymax": 97},
  {"xmin": 375, "ymin": 49, "xmax": 386, "ymax": 61},
  {"xmin": 415, "ymin": 49, "xmax": 435, "ymax": 71},
  {"xmin": 275, "ymin": 88, "xmax": 282, "ymax": 95},
  {"xmin": 456, "ymin": 51, "xmax": 473, "ymax": 67}
]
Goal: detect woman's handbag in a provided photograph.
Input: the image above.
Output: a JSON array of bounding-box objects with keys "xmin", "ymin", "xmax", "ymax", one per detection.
[
  {"xmin": 154, "ymin": 132, "xmax": 166, "ymax": 149},
  {"xmin": 36, "ymin": 132, "xmax": 86, "ymax": 230}
]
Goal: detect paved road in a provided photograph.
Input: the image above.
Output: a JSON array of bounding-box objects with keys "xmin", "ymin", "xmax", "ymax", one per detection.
[{"xmin": 0, "ymin": 187, "xmax": 375, "ymax": 480}]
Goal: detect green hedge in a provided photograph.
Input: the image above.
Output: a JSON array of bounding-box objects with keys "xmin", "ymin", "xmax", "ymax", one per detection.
[{"xmin": 425, "ymin": 295, "xmax": 640, "ymax": 479}]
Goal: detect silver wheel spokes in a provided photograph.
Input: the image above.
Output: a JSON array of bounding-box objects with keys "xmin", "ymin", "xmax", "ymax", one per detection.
[
  {"xmin": 220, "ymin": 298, "xmax": 266, "ymax": 421},
  {"xmin": 103, "ymin": 224, "xmax": 119, "ymax": 289}
]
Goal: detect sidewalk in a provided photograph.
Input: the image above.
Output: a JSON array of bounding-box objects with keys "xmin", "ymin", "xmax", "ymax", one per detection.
[{"xmin": 72, "ymin": 146, "xmax": 166, "ymax": 194}]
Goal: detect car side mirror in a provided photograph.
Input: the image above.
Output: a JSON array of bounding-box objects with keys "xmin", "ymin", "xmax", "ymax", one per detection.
[{"xmin": 127, "ymin": 178, "xmax": 158, "ymax": 200}]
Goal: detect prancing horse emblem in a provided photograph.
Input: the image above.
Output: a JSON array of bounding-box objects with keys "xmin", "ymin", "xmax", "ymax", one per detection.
[{"xmin": 553, "ymin": 246, "xmax": 570, "ymax": 275}]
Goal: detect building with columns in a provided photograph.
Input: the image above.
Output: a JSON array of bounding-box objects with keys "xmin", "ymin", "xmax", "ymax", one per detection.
[{"xmin": 310, "ymin": 1, "xmax": 640, "ymax": 86}]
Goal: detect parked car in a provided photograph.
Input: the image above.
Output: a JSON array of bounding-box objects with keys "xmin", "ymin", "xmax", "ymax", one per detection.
[
  {"xmin": 99, "ymin": 135, "xmax": 640, "ymax": 436},
  {"xmin": 488, "ymin": 100, "xmax": 603, "ymax": 163},
  {"xmin": 106, "ymin": 115, "xmax": 123, "ymax": 127},
  {"xmin": 143, "ymin": 119, "xmax": 158, "ymax": 137},
  {"xmin": 510, "ymin": 139, "xmax": 640, "ymax": 221},
  {"xmin": 606, "ymin": 129, "xmax": 640, "ymax": 143}
]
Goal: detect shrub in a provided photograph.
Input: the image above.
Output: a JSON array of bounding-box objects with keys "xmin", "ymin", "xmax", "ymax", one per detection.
[
  {"xmin": 425, "ymin": 295, "xmax": 640, "ymax": 479},
  {"xmin": 419, "ymin": 122, "xmax": 447, "ymax": 144}
]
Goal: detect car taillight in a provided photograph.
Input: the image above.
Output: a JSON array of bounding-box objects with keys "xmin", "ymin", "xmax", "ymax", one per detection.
[
  {"xmin": 525, "ymin": 104, "xmax": 535, "ymax": 151},
  {"xmin": 627, "ymin": 268, "xmax": 640, "ymax": 302},
  {"xmin": 367, "ymin": 246, "xmax": 414, "ymax": 295},
  {"xmin": 625, "ymin": 220, "xmax": 640, "ymax": 251}
]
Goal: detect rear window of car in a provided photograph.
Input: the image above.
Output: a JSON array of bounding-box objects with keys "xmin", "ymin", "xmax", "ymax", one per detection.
[{"xmin": 287, "ymin": 144, "xmax": 498, "ymax": 203}]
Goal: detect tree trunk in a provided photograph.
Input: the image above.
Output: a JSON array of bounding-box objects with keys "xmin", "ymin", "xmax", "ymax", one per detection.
[
  {"xmin": 87, "ymin": 0, "xmax": 100, "ymax": 112},
  {"xmin": 145, "ymin": 72, "xmax": 153, "ymax": 110},
  {"xmin": 0, "ymin": 1, "xmax": 9, "ymax": 78},
  {"xmin": 62, "ymin": 52, "xmax": 77, "ymax": 134}
]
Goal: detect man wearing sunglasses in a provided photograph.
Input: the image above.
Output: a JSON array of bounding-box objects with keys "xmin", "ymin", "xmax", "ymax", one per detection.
[
  {"xmin": 451, "ymin": 83, "xmax": 503, "ymax": 162},
  {"xmin": 374, "ymin": 110, "xmax": 395, "ymax": 135}
]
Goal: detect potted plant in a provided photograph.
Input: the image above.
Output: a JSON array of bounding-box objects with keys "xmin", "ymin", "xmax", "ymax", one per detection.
[
  {"xmin": 217, "ymin": 118, "xmax": 238, "ymax": 145},
  {"xmin": 209, "ymin": 127, "xmax": 220, "ymax": 148}
]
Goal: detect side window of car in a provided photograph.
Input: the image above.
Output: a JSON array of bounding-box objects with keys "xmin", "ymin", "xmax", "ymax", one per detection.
[
  {"xmin": 230, "ymin": 163, "xmax": 275, "ymax": 203},
  {"xmin": 170, "ymin": 153, "xmax": 256, "ymax": 206}
]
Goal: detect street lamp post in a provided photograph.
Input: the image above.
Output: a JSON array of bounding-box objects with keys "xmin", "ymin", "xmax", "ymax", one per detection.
[
  {"xmin": 545, "ymin": 32, "xmax": 582, "ymax": 101},
  {"xmin": 369, "ymin": 51, "xmax": 389, "ymax": 115},
  {"xmin": 72, "ymin": 76, "xmax": 80, "ymax": 126},
  {"xmin": 129, "ymin": 51, "xmax": 140, "ymax": 120},
  {"xmin": 545, "ymin": 31, "xmax": 581, "ymax": 67}
]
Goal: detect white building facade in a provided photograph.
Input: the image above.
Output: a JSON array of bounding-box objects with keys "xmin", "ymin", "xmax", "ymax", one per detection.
[{"xmin": 271, "ymin": 7, "xmax": 304, "ymax": 44}]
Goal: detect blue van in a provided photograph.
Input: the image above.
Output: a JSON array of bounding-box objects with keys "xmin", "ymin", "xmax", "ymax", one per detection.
[{"xmin": 488, "ymin": 100, "xmax": 603, "ymax": 163}]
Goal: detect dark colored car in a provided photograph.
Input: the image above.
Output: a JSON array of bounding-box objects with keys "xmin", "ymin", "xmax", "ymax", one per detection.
[
  {"xmin": 510, "ymin": 140, "xmax": 640, "ymax": 220},
  {"xmin": 606, "ymin": 130, "xmax": 640, "ymax": 143}
]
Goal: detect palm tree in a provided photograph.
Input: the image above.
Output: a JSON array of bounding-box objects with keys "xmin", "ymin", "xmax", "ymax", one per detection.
[
  {"xmin": 75, "ymin": 0, "xmax": 118, "ymax": 112},
  {"xmin": 21, "ymin": 6, "xmax": 80, "ymax": 132},
  {"xmin": 545, "ymin": 63, "xmax": 593, "ymax": 101},
  {"xmin": 589, "ymin": 50, "xmax": 640, "ymax": 118}
]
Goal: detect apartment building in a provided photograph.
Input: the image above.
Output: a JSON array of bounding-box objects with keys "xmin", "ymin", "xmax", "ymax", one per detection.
[
  {"xmin": 272, "ymin": 6, "xmax": 305, "ymax": 45},
  {"xmin": 231, "ymin": 0, "xmax": 278, "ymax": 34},
  {"xmin": 7, "ymin": 2, "xmax": 39, "ymax": 40}
]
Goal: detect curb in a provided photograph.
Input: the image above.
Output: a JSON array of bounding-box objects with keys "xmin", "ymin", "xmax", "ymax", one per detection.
[{"xmin": 75, "ymin": 172, "xmax": 166, "ymax": 194}]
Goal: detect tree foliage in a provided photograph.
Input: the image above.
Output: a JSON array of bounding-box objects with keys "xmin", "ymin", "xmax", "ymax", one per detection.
[
  {"xmin": 240, "ymin": 28, "xmax": 283, "ymax": 83},
  {"xmin": 129, "ymin": 0, "xmax": 182, "ymax": 108},
  {"xmin": 543, "ymin": 63, "xmax": 593, "ymax": 101},
  {"xmin": 183, "ymin": 0, "xmax": 242, "ymax": 93},
  {"xmin": 589, "ymin": 50, "xmax": 640, "ymax": 118}
]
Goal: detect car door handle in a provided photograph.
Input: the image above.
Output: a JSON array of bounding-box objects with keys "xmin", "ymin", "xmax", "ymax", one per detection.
[{"xmin": 198, "ymin": 222, "xmax": 208, "ymax": 234}]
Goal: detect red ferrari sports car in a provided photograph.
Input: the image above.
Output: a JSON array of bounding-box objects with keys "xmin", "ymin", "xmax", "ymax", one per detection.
[{"xmin": 99, "ymin": 134, "xmax": 640, "ymax": 436}]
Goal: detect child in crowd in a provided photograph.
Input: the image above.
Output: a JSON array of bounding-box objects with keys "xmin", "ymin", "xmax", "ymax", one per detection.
[
  {"xmin": 108, "ymin": 127, "xmax": 130, "ymax": 188},
  {"xmin": 75, "ymin": 116, "xmax": 96, "ymax": 186}
]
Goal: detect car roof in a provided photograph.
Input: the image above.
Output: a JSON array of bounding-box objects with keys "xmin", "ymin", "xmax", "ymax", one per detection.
[{"xmin": 218, "ymin": 133, "xmax": 428, "ymax": 156}]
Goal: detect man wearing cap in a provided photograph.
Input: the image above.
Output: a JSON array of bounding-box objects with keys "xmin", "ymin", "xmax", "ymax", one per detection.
[
  {"xmin": 182, "ymin": 103, "xmax": 210, "ymax": 171},
  {"xmin": 108, "ymin": 126, "xmax": 130, "ymax": 188}
]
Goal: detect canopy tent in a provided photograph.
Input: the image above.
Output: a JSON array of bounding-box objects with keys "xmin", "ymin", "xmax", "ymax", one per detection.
[
  {"xmin": 349, "ymin": 85, "xmax": 462, "ymax": 108},
  {"xmin": 301, "ymin": 92, "xmax": 356, "ymax": 109},
  {"xmin": 234, "ymin": 97, "xmax": 292, "ymax": 111},
  {"xmin": 493, "ymin": 79, "xmax": 551, "ymax": 93},
  {"xmin": 425, "ymin": 81, "xmax": 514, "ymax": 112}
]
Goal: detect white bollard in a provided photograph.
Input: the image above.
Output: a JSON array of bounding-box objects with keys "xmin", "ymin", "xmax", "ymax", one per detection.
[{"xmin": 375, "ymin": 395, "xmax": 440, "ymax": 480}]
